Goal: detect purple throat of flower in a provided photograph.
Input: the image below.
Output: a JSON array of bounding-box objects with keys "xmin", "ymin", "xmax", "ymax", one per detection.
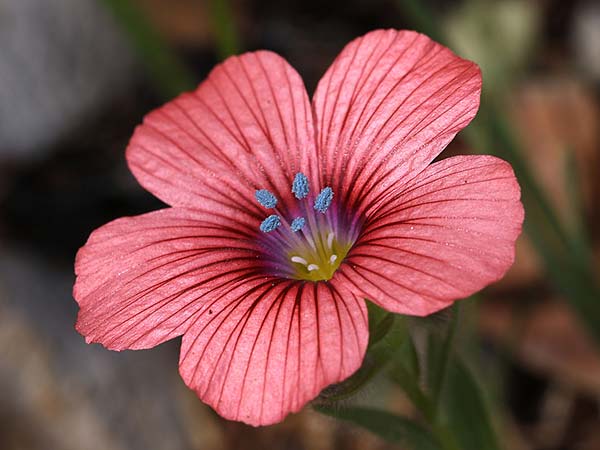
[{"xmin": 255, "ymin": 172, "xmax": 361, "ymax": 282}]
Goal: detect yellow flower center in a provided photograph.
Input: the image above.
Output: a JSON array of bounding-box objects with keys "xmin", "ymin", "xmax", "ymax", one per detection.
[{"xmin": 287, "ymin": 231, "xmax": 353, "ymax": 281}]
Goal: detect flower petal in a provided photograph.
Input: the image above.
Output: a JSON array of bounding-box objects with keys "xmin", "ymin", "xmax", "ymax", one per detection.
[
  {"xmin": 127, "ymin": 51, "xmax": 318, "ymax": 213},
  {"xmin": 341, "ymin": 155, "xmax": 524, "ymax": 316},
  {"xmin": 179, "ymin": 279, "xmax": 368, "ymax": 426},
  {"xmin": 312, "ymin": 29, "xmax": 481, "ymax": 214},
  {"xmin": 74, "ymin": 206, "xmax": 263, "ymax": 350}
]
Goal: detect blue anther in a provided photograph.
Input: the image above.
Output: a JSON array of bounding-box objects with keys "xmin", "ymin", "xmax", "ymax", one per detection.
[
  {"xmin": 290, "ymin": 217, "xmax": 306, "ymax": 232},
  {"xmin": 292, "ymin": 172, "xmax": 309, "ymax": 199},
  {"xmin": 314, "ymin": 187, "xmax": 333, "ymax": 213},
  {"xmin": 255, "ymin": 189, "xmax": 278, "ymax": 208},
  {"xmin": 260, "ymin": 215, "xmax": 281, "ymax": 232}
]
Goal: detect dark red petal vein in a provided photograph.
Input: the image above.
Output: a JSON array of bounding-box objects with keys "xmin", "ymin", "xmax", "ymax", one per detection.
[
  {"xmin": 179, "ymin": 279, "xmax": 368, "ymax": 426},
  {"xmin": 312, "ymin": 29, "xmax": 482, "ymax": 215},
  {"xmin": 74, "ymin": 208, "xmax": 266, "ymax": 350},
  {"xmin": 127, "ymin": 51, "xmax": 318, "ymax": 213},
  {"xmin": 342, "ymin": 155, "xmax": 524, "ymax": 316}
]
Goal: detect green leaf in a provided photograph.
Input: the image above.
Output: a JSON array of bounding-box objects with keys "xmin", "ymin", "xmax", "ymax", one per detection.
[
  {"xmin": 316, "ymin": 405, "xmax": 443, "ymax": 450},
  {"xmin": 367, "ymin": 301, "xmax": 396, "ymax": 347},
  {"xmin": 319, "ymin": 304, "xmax": 402, "ymax": 401},
  {"xmin": 390, "ymin": 332, "xmax": 436, "ymax": 422},
  {"xmin": 438, "ymin": 358, "xmax": 502, "ymax": 450},
  {"xmin": 397, "ymin": 325, "xmax": 420, "ymax": 378},
  {"xmin": 389, "ymin": 327, "xmax": 462, "ymax": 450},
  {"xmin": 426, "ymin": 304, "xmax": 459, "ymax": 414},
  {"xmin": 392, "ymin": 363, "xmax": 436, "ymax": 423},
  {"xmin": 317, "ymin": 351, "xmax": 386, "ymax": 402}
]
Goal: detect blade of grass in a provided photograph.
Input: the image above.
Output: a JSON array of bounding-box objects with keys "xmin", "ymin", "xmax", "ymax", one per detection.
[
  {"xmin": 388, "ymin": 327, "xmax": 462, "ymax": 450},
  {"xmin": 438, "ymin": 358, "xmax": 502, "ymax": 450},
  {"xmin": 392, "ymin": 357, "xmax": 435, "ymax": 422},
  {"xmin": 429, "ymin": 304, "xmax": 459, "ymax": 414},
  {"xmin": 316, "ymin": 405, "xmax": 444, "ymax": 450},
  {"xmin": 209, "ymin": 0, "xmax": 240, "ymax": 60},
  {"xmin": 367, "ymin": 301, "xmax": 396, "ymax": 346},
  {"xmin": 101, "ymin": 0, "xmax": 196, "ymax": 98},
  {"xmin": 563, "ymin": 147, "xmax": 592, "ymax": 263}
]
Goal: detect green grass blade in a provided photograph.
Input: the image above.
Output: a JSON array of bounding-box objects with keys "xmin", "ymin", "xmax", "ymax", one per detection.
[
  {"xmin": 209, "ymin": 0, "xmax": 240, "ymax": 60},
  {"xmin": 316, "ymin": 406, "xmax": 443, "ymax": 450},
  {"xmin": 438, "ymin": 358, "xmax": 502, "ymax": 450},
  {"xmin": 101, "ymin": 0, "xmax": 196, "ymax": 98}
]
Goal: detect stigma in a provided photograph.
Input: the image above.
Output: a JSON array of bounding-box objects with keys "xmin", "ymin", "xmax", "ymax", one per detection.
[{"xmin": 288, "ymin": 231, "xmax": 347, "ymax": 281}]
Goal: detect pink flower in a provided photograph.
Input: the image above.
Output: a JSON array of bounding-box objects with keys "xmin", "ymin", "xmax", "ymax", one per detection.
[{"xmin": 74, "ymin": 29, "xmax": 524, "ymax": 426}]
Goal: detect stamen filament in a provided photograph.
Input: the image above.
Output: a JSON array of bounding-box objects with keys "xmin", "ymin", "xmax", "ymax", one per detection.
[
  {"xmin": 256, "ymin": 173, "xmax": 354, "ymax": 282},
  {"xmin": 291, "ymin": 256, "xmax": 308, "ymax": 266},
  {"xmin": 327, "ymin": 232, "xmax": 334, "ymax": 250}
]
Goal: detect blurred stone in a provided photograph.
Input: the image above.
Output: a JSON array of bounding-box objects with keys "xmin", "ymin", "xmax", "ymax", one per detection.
[
  {"xmin": 572, "ymin": 1, "xmax": 600, "ymax": 82},
  {"xmin": 512, "ymin": 78, "xmax": 598, "ymax": 226},
  {"xmin": 0, "ymin": 302, "xmax": 126, "ymax": 450},
  {"xmin": 501, "ymin": 78, "xmax": 599, "ymax": 288},
  {"xmin": 0, "ymin": 0, "xmax": 135, "ymax": 161},
  {"xmin": 479, "ymin": 300, "xmax": 600, "ymax": 396},
  {"xmin": 0, "ymin": 246, "xmax": 213, "ymax": 450},
  {"xmin": 578, "ymin": 421, "xmax": 600, "ymax": 450}
]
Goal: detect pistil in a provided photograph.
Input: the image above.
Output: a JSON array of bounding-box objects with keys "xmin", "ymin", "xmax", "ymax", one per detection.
[{"xmin": 255, "ymin": 172, "xmax": 355, "ymax": 281}]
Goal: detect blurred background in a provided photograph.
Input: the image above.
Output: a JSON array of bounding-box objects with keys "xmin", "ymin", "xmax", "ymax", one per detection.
[{"xmin": 0, "ymin": 0, "xmax": 599, "ymax": 449}]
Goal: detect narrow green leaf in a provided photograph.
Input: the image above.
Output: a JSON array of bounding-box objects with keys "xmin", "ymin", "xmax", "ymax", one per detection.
[
  {"xmin": 388, "ymin": 330, "xmax": 434, "ymax": 421},
  {"xmin": 318, "ymin": 351, "xmax": 386, "ymax": 402},
  {"xmin": 439, "ymin": 358, "xmax": 502, "ymax": 450},
  {"xmin": 367, "ymin": 301, "xmax": 396, "ymax": 347},
  {"xmin": 316, "ymin": 405, "xmax": 443, "ymax": 450},
  {"xmin": 391, "ymin": 362, "xmax": 435, "ymax": 423},
  {"xmin": 563, "ymin": 148, "xmax": 592, "ymax": 263},
  {"xmin": 395, "ymin": 0, "xmax": 444, "ymax": 43},
  {"xmin": 100, "ymin": 0, "xmax": 196, "ymax": 98},
  {"xmin": 397, "ymin": 325, "xmax": 420, "ymax": 379},
  {"xmin": 319, "ymin": 304, "xmax": 402, "ymax": 401},
  {"xmin": 209, "ymin": 0, "xmax": 240, "ymax": 60},
  {"xmin": 428, "ymin": 304, "xmax": 459, "ymax": 413}
]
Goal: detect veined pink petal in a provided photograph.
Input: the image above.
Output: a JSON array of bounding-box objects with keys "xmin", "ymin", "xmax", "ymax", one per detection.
[
  {"xmin": 74, "ymin": 206, "xmax": 264, "ymax": 350},
  {"xmin": 179, "ymin": 277, "xmax": 368, "ymax": 426},
  {"xmin": 73, "ymin": 29, "xmax": 526, "ymax": 427},
  {"xmin": 340, "ymin": 155, "xmax": 524, "ymax": 316},
  {"xmin": 127, "ymin": 51, "xmax": 318, "ymax": 214},
  {"xmin": 312, "ymin": 29, "xmax": 481, "ymax": 215}
]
